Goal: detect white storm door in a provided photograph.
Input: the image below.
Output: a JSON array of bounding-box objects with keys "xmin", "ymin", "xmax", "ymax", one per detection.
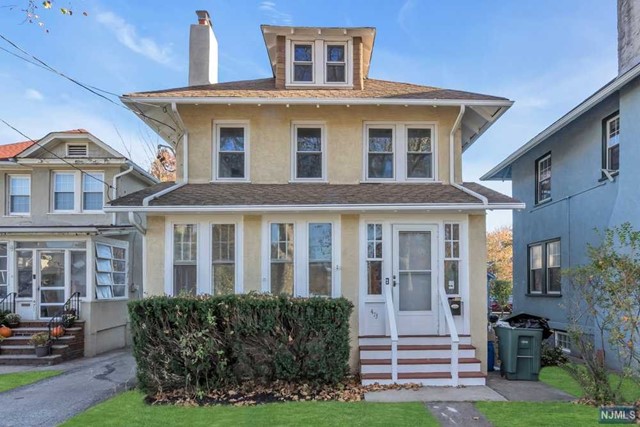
[
  {"xmin": 37, "ymin": 251, "xmax": 67, "ymax": 319},
  {"xmin": 392, "ymin": 225, "xmax": 438, "ymax": 335}
]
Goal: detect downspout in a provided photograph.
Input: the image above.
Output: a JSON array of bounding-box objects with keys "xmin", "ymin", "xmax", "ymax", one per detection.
[
  {"xmin": 111, "ymin": 166, "xmax": 134, "ymax": 224},
  {"xmin": 128, "ymin": 211, "xmax": 147, "ymax": 235},
  {"xmin": 171, "ymin": 102, "xmax": 188, "ymax": 183},
  {"xmin": 449, "ymin": 105, "xmax": 488, "ymax": 205}
]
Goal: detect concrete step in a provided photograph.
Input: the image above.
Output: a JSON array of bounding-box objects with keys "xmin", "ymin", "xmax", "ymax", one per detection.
[
  {"xmin": 361, "ymin": 371, "xmax": 487, "ymax": 387},
  {"xmin": 0, "ymin": 354, "xmax": 63, "ymax": 366},
  {"xmin": 359, "ymin": 335, "xmax": 472, "ymax": 346},
  {"xmin": 360, "ymin": 357, "xmax": 482, "ymax": 374},
  {"xmin": 360, "ymin": 344, "xmax": 477, "ymax": 360}
]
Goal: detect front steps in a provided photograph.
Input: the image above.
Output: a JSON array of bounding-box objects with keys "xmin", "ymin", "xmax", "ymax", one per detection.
[
  {"xmin": 359, "ymin": 335, "xmax": 486, "ymax": 386},
  {"xmin": 0, "ymin": 321, "xmax": 85, "ymax": 366}
]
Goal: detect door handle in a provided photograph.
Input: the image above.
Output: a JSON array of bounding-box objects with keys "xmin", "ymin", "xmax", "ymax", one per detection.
[{"xmin": 392, "ymin": 275, "xmax": 397, "ymax": 287}]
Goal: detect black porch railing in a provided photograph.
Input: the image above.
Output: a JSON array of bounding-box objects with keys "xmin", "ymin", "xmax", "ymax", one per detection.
[
  {"xmin": 0, "ymin": 292, "xmax": 17, "ymax": 315},
  {"xmin": 47, "ymin": 292, "xmax": 81, "ymax": 342}
]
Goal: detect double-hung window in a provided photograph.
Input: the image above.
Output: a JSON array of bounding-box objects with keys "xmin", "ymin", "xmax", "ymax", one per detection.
[
  {"xmin": 83, "ymin": 172, "xmax": 104, "ymax": 211},
  {"xmin": 308, "ymin": 223, "xmax": 333, "ymax": 297},
  {"xmin": 528, "ymin": 239, "xmax": 561, "ymax": 294},
  {"xmin": 293, "ymin": 124, "xmax": 325, "ymax": 180},
  {"xmin": 53, "ymin": 173, "xmax": 75, "ymax": 211},
  {"xmin": 293, "ymin": 43, "xmax": 313, "ymax": 83},
  {"xmin": 535, "ymin": 154, "xmax": 551, "ymax": 204},
  {"xmin": 211, "ymin": 224, "xmax": 235, "ymax": 295},
  {"xmin": 605, "ymin": 114, "xmax": 620, "ymax": 172},
  {"xmin": 8, "ymin": 175, "xmax": 30, "ymax": 215},
  {"xmin": 52, "ymin": 171, "xmax": 104, "ymax": 212},
  {"xmin": 95, "ymin": 242, "xmax": 127, "ymax": 299},
  {"xmin": 406, "ymin": 127, "xmax": 434, "ymax": 179},
  {"xmin": 366, "ymin": 127, "xmax": 395, "ymax": 179},
  {"xmin": 444, "ymin": 223, "xmax": 461, "ymax": 295},
  {"xmin": 325, "ymin": 44, "xmax": 346, "ymax": 83},
  {"xmin": 215, "ymin": 123, "xmax": 248, "ymax": 180},
  {"xmin": 270, "ymin": 223, "xmax": 295, "ymax": 296},
  {"xmin": 366, "ymin": 224, "xmax": 383, "ymax": 295},
  {"xmin": 173, "ymin": 224, "xmax": 197, "ymax": 295}
]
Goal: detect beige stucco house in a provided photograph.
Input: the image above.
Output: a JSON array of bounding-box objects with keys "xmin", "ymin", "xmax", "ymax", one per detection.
[
  {"xmin": 0, "ymin": 129, "xmax": 157, "ymax": 360},
  {"xmin": 107, "ymin": 11, "xmax": 524, "ymax": 386}
]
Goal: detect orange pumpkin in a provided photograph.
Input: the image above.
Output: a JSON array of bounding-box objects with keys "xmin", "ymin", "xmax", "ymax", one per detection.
[
  {"xmin": 0, "ymin": 325, "xmax": 12, "ymax": 338},
  {"xmin": 51, "ymin": 326, "xmax": 65, "ymax": 338}
]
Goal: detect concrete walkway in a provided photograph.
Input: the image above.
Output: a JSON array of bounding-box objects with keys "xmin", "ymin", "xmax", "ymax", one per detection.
[
  {"xmin": 0, "ymin": 350, "xmax": 136, "ymax": 427},
  {"xmin": 486, "ymin": 371, "xmax": 574, "ymax": 402},
  {"xmin": 365, "ymin": 386, "xmax": 506, "ymax": 403}
]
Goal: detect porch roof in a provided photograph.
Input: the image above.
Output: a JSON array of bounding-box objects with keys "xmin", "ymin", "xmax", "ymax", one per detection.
[{"xmin": 107, "ymin": 182, "xmax": 522, "ymax": 211}]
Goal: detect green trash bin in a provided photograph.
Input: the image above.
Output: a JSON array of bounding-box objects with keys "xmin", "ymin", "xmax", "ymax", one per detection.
[{"xmin": 495, "ymin": 325, "xmax": 543, "ymax": 381}]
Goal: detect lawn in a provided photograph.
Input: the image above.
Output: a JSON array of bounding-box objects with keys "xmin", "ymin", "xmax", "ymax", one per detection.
[
  {"xmin": 540, "ymin": 366, "xmax": 640, "ymax": 402},
  {"xmin": 475, "ymin": 402, "xmax": 600, "ymax": 427},
  {"xmin": 62, "ymin": 390, "xmax": 438, "ymax": 427},
  {"xmin": 0, "ymin": 370, "xmax": 62, "ymax": 392}
]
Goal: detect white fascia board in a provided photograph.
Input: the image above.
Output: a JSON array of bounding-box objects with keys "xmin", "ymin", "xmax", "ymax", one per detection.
[
  {"xmin": 481, "ymin": 63, "xmax": 640, "ymax": 181},
  {"xmin": 105, "ymin": 202, "xmax": 526, "ymax": 214},
  {"xmin": 122, "ymin": 96, "xmax": 514, "ymax": 108},
  {"xmin": 17, "ymin": 158, "xmax": 127, "ymax": 165}
]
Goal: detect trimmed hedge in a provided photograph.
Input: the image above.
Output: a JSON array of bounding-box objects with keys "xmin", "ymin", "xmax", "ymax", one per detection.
[{"xmin": 128, "ymin": 293, "xmax": 353, "ymax": 395}]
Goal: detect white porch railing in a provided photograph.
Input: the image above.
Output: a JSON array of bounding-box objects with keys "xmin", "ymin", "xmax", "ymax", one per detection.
[
  {"xmin": 384, "ymin": 282, "xmax": 399, "ymax": 381},
  {"xmin": 439, "ymin": 290, "xmax": 460, "ymax": 386}
]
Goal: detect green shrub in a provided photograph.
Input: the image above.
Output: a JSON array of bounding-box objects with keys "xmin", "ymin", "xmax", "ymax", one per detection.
[
  {"xmin": 128, "ymin": 293, "xmax": 353, "ymax": 395},
  {"xmin": 541, "ymin": 341, "xmax": 569, "ymax": 367}
]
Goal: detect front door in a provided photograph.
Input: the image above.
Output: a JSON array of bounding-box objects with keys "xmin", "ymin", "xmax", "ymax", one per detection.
[
  {"xmin": 392, "ymin": 225, "xmax": 438, "ymax": 335},
  {"xmin": 37, "ymin": 251, "xmax": 66, "ymax": 319}
]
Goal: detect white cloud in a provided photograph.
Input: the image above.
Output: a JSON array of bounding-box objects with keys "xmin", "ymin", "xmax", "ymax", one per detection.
[
  {"xmin": 24, "ymin": 88, "xmax": 44, "ymax": 101},
  {"xmin": 259, "ymin": 1, "xmax": 293, "ymax": 25},
  {"xmin": 397, "ymin": 0, "xmax": 416, "ymax": 33},
  {"xmin": 96, "ymin": 11, "xmax": 174, "ymax": 66}
]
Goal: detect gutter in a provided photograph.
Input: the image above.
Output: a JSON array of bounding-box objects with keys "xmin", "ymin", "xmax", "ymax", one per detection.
[
  {"xmin": 448, "ymin": 105, "xmax": 489, "ymax": 205},
  {"xmin": 142, "ymin": 182, "xmax": 187, "ymax": 207}
]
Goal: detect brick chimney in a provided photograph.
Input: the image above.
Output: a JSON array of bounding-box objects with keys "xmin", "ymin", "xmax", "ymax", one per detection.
[
  {"xmin": 618, "ymin": 0, "xmax": 640, "ymax": 75},
  {"xmin": 189, "ymin": 10, "xmax": 218, "ymax": 86}
]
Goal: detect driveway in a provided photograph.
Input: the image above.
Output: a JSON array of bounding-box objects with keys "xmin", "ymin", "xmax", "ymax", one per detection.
[{"xmin": 0, "ymin": 350, "xmax": 136, "ymax": 427}]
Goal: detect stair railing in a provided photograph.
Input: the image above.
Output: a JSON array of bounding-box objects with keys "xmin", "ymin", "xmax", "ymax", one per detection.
[
  {"xmin": 47, "ymin": 292, "xmax": 81, "ymax": 342},
  {"xmin": 0, "ymin": 292, "xmax": 17, "ymax": 315},
  {"xmin": 439, "ymin": 290, "xmax": 460, "ymax": 386},
  {"xmin": 384, "ymin": 281, "xmax": 399, "ymax": 381}
]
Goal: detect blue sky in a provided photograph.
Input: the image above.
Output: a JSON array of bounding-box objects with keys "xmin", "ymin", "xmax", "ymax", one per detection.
[{"xmin": 0, "ymin": 0, "xmax": 619, "ymax": 229}]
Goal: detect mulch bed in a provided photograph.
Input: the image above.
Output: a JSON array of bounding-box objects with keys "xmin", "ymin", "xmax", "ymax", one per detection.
[{"xmin": 146, "ymin": 377, "xmax": 421, "ymax": 406}]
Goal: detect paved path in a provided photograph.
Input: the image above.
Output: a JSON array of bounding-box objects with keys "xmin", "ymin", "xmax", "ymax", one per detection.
[
  {"xmin": 486, "ymin": 371, "xmax": 574, "ymax": 402},
  {"xmin": 365, "ymin": 386, "xmax": 506, "ymax": 402},
  {"xmin": 426, "ymin": 402, "xmax": 493, "ymax": 426},
  {"xmin": 0, "ymin": 350, "xmax": 136, "ymax": 427}
]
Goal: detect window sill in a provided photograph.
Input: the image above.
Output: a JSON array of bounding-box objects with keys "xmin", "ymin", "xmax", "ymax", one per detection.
[
  {"xmin": 534, "ymin": 198, "xmax": 552, "ymax": 207},
  {"xmin": 209, "ymin": 179, "xmax": 251, "ymax": 184},
  {"xmin": 526, "ymin": 293, "xmax": 562, "ymax": 298},
  {"xmin": 598, "ymin": 172, "xmax": 619, "ymax": 182},
  {"xmin": 48, "ymin": 212, "xmax": 105, "ymax": 215},
  {"xmin": 289, "ymin": 179, "xmax": 328, "ymax": 184},
  {"xmin": 4, "ymin": 214, "xmax": 31, "ymax": 218}
]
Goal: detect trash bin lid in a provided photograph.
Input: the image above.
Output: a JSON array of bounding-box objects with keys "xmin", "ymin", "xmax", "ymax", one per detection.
[{"xmin": 500, "ymin": 312, "xmax": 553, "ymax": 339}]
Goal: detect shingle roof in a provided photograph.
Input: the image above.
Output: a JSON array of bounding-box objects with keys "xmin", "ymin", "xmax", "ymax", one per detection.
[
  {"xmin": 0, "ymin": 140, "xmax": 35, "ymax": 160},
  {"xmin": 124, "ymin": 78, "xmax": 508, "ymax": 101},
  {"xmin": 109, "ymin": 182, "xmax": 520, "ymax": 208}
]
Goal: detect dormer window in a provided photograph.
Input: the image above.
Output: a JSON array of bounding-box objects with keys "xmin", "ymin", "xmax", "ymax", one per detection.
[
  {"xmin": 293, "ymin": 44, "xmax": 313, "ymax": 83},
  {"xmin": 287, "ymin": 39, "xmax": 352, "ymax": 87}
]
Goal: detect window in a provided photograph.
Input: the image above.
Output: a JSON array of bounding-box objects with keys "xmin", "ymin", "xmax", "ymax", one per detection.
[
  {"xmin": 605, "ymin": 114, "xmax": 620, "ymax": 172},
  {"xmin": 555, "ymin": 331, "xmax": 571, "ymax": 353},
  {"xmin": 70, "ymin": 251, "xmax": 87, "ymax": 298},
  {"xmin": 66, "ymin": 143, "xmax": 88, "ymax": 157},
  {"xmin": 270, "ymin": 223, "xmax": 294, "ymax": 295},
  {"xmin": 173, "ymin": 224, "xmax": 197, "ymax": 295},
  {"xmin": 308, "ymin": 223, "xmax": 332, "ymax": 297},
  {"xmin": 215, "ymin": 123, "xmax": 248, "ymax": 180},
  {"xmin": 8, "ymin": 175, "xmax": 30, "ymax": 215},
  {"xmin": 212, "ymin": 224, "xmax": 235, "ymax": 295},
  {"xmin": 325, "ymin": 44, "xmax": 346, "ymax": 83},
  {"xmin": 528, "ymin": 239, "xmax": 561, "ymax": 294},
  {"xmin": 406, "ymin": 127, "xmax": 433, "ymax": 179},
  {"xmin": 366, "ymin": 224, "xmax": 383, "ymax": 295},
  {"xmin": 53, "ymin": 173, "xmax": 75, "ymax": 211},
  {"xmin": 293, "ymin": 124, "xmax": 324, "ymax": 180},
  {"xmin": 444, "ymin": 223, "xmax": 460, "ymax": 295},
  {"xmin": 83, "ymin": 172, "xmax": 104, "ymax": 211},
  {"xmin": 535, "ymin": 154, "xmax": 551, "ymax": 204},
  {"xmin": 367, "ymin": 127, "xmax": 394, "ymax": 179},
  {"xmin": 0, "ymin": 243, "xmax": 7, "ymax": 298},
  {"xmin": 16, "ymin": 250, "xmax": 32, "ymax": 298},
  {"xmin": 293, "ymin": 43, "xmax": 313, "ymax": 82},
  {"xmin": 95, "ymin": 242, "xmax": 127, "ymax": 299}
]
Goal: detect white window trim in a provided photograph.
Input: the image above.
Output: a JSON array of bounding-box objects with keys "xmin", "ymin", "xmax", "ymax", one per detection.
[
  {"xmin": 324, "ymin": 42, "xmax": 347, "ymax": 85},
  {"xmin": 444, "ymin": 222, "xmax": 462, "ymax": 297},
  {"xmin": 555, "ymin": 330, "xmax": 572, "ymax": 353},
  {"xmin": 65, "ymin": 142, "xmax": 88, "ymax": 158},
  {"xmin": 285, "ymin": 38, "xmax": 353, "ymax": 88},
  {"xmin": 51, "ymin": 171, "xmax": 105, "ymax": 214},
  {"xmin": 546, "ymin": 240, "xmax": 562, "ymax": 295},
  {"xmin": 212, "ymin": 120, "xmax": 250, "ymax": 182},
  {"xmin": 261, "ymin": 216, "xmax": 341, "ymax": 298},
  {"xmin": 94, "ymin": 237, "xmax": 129, "ymax": 301},
  {"xmin": 291, "ymin": 41, "xmax": 315, "ymax": 84},
  {"xmin": 290, "ymin": 121, "xmax": 327, "ymax": 182},
  {"xmin": 363, "ymin": 122, "xmax": 439, "ymax": 182},
  {"xmin": 606, "ymin": 114, "xmax": 620, "ymax": 171},
  {"xmin": 535, "ymin": 154, "xmax": 551, "ymax": 204},
  {"xmin": 7, "ymin": 174, "xmax": 31, "ymax": 216},
  {"xmin": 528, "ymin": 243, "xmax": 544, "ymax": 294},
  {"xmin": 164, "ymin": 219, "xmax": 244, "ymax": 296}
]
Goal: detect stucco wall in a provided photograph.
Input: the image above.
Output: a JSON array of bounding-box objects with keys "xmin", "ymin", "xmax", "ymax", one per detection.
[
  {"xmin": 176, "ymin": 104, "xmax": 461, "ymax": 185},
  {"xmin": 144, "ymin": 215, "xmax": 166, "ymax": 296},
  {"xmin": 468, "ymin": 214, "xmax": 488, "ymax": 372},
  {"xmin": 340, "ymin": 214, "xmax": 360, "ymax": 371},
  {"xmin": 82, "ymin": 300, "xmax": 130, "ymax": 357}
]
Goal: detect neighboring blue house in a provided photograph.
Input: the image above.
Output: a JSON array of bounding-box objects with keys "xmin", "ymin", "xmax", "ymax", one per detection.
[{"xmin": 481, "ymin": 0, "xmax": 640, "ymax": 369}]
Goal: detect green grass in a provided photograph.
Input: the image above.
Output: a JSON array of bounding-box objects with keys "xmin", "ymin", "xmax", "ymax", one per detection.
[
  {"xmin": 475, "ymin": 402, "xmax": 601, "ymax": 427},
  {"xmin": 0, "ymin": 370, "xmax": 62, "ymax": 392},
  {"xmin": 540, "ymin": 366, "xmax": 640, "ymax": 402},
  {"xmin": 62, "ymin": 390, "xmax": 438, "ymax": 427}
]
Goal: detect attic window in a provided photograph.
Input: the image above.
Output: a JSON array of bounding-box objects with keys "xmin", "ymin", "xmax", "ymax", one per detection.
[
  {"xmin": 67, "ymin": 143, "xmax": 88, "ymax": 157},
  {"xmin": 293, "ymin": 44, "xmax": 313, "ymax": 82},
  {"xmin": 326, "ymin": 44, "xmax": 346, "ymax": 83},
  {"xmin": 287, "ymin": 39, "xmax": 352, "ymax": 87}
]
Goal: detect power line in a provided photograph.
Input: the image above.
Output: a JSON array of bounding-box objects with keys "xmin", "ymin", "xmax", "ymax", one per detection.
[
  {"xmin": 0, "ymin": 33, "xmax": 179, "ymax": 137},
  {"xmin": 0, "ymin": 118, "xmax": 117, "ymax": 199}
]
